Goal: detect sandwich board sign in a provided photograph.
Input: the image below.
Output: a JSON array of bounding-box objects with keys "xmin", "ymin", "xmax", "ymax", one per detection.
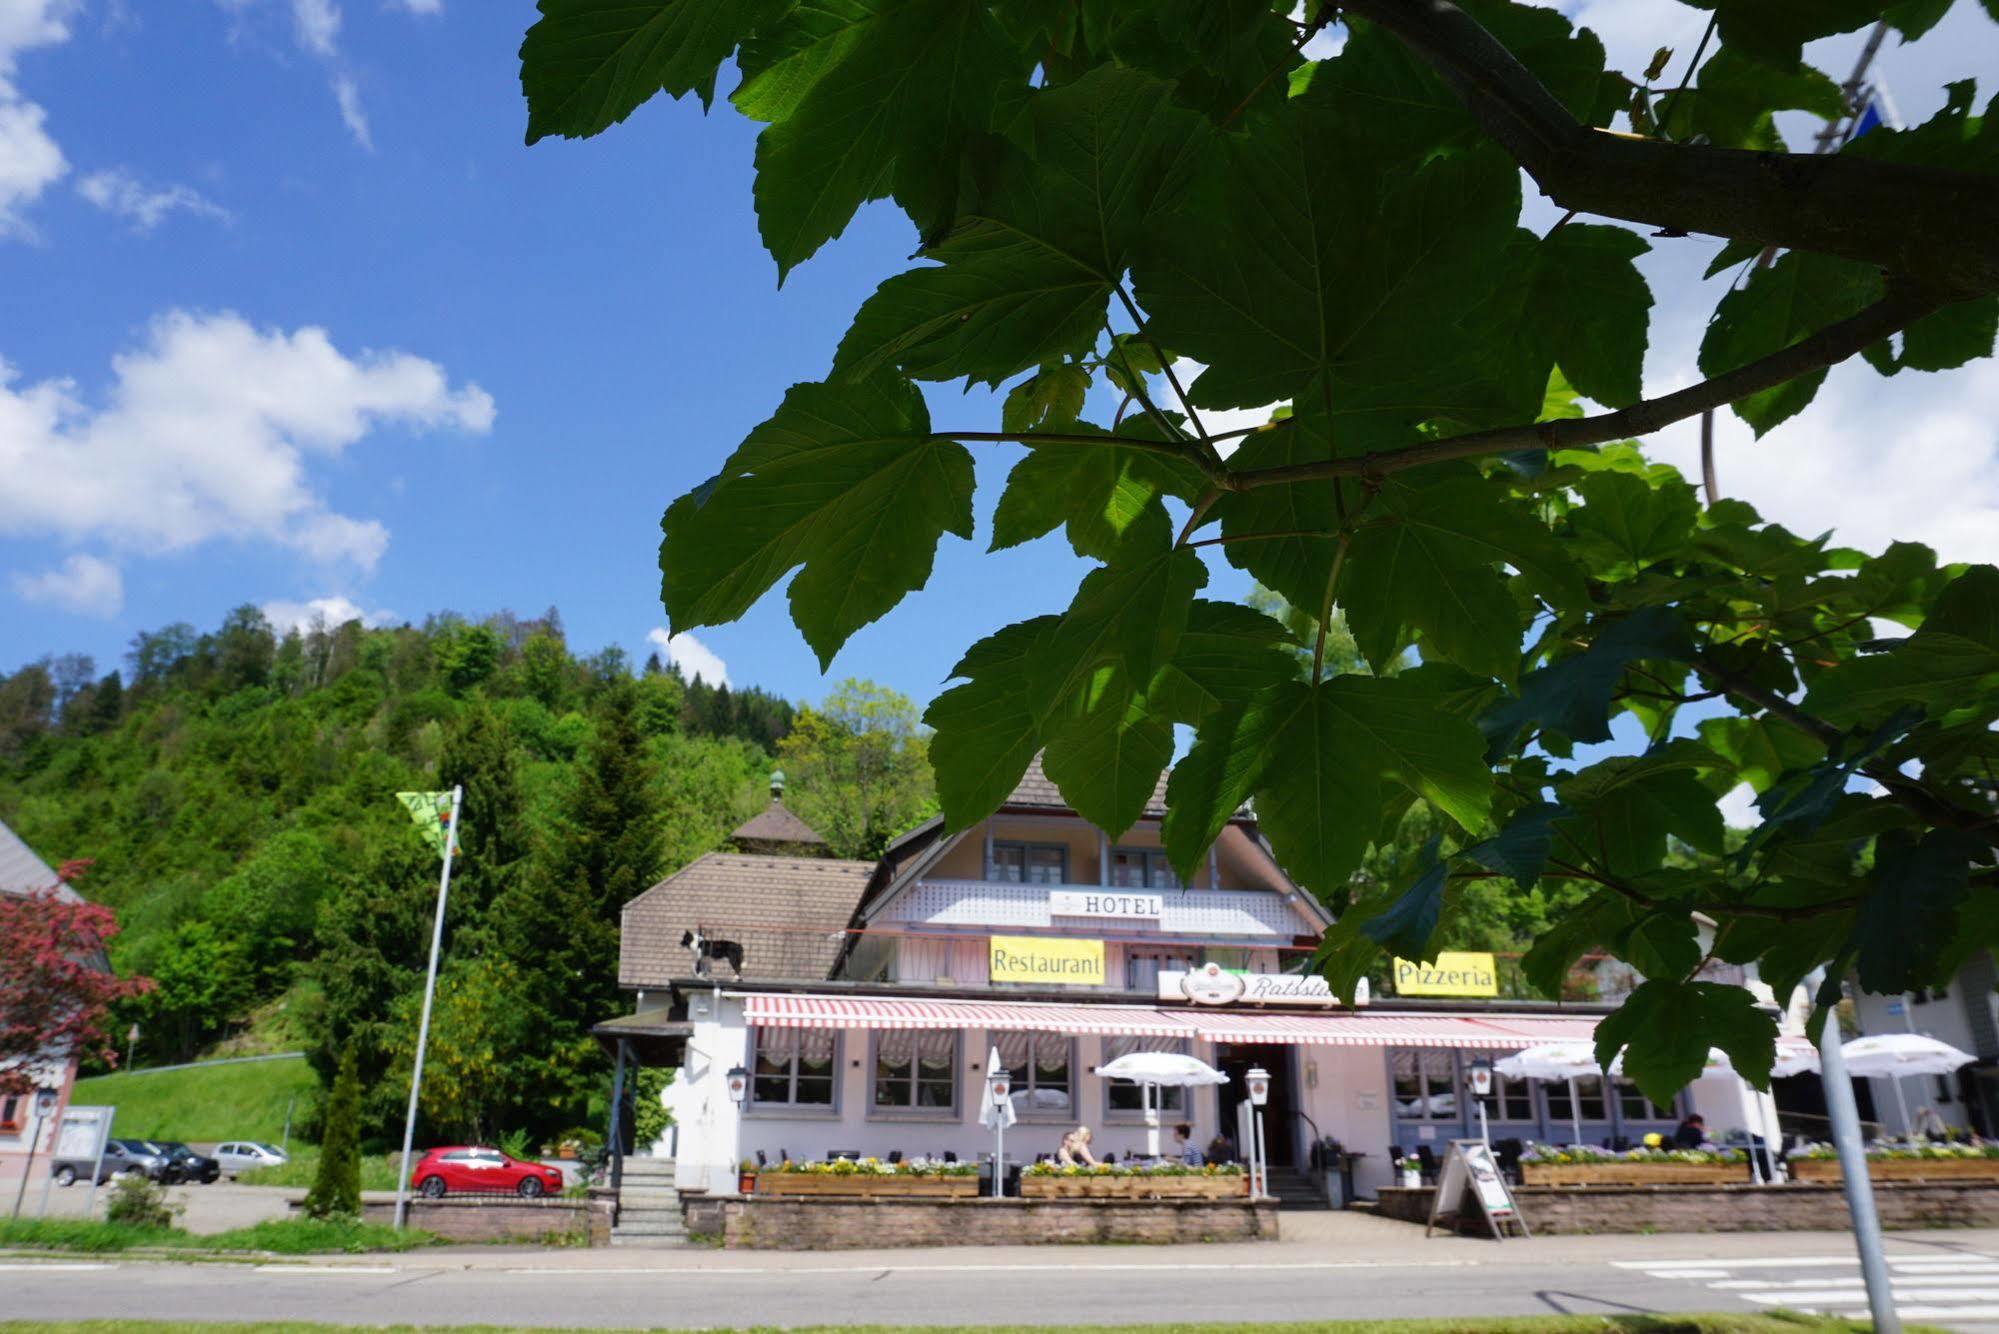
[{"xmin": 1426, "ymin": 1139, "xmax": 1529, "ymax": 1240}]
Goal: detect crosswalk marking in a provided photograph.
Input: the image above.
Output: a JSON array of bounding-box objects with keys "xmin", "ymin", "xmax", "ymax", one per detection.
[{"xmin": 1618, "ymin": 1249, "xmax": 1999, "ymax": 1325}]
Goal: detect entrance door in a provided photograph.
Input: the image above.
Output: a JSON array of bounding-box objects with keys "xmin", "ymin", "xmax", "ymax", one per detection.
[{"xmin": 1216, "ymin": 1043, "xmax": 1295, "ymax": 1166}]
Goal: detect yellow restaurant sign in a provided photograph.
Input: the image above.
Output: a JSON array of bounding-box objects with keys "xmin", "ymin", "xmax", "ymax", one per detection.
[
  {"xmin": 1392, "ymin": 952, "xmax": 1499, "ymax": 997},
  {"xmin": 989, "ymin": 935, "xmax": 1105, "ymax": 986}
]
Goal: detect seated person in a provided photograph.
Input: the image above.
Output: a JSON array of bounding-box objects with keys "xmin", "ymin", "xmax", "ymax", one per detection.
[
  {"xmin": 1672, "ymin": 1113, "xmax": 1708, "ymax": 1150},
  {"xmin": 1207, "ymin": 1130, "xmax": 1238, "ymax": 1165},
  {"xmin": 1172, "ymin": 1123, "xmax": 1203, "ymax": 1167},
  {"xmin": 1056, "ymin": 1125, "xmax": 1101, "ymax": 1168}
]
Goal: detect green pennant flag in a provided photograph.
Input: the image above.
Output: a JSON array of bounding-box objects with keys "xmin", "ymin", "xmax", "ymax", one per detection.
[{"xmin": 396, "ymin": 791, "xmax": 458, "ymax": 859}]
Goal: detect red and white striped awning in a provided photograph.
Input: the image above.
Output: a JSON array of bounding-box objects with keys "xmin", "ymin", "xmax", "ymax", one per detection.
[
  {"xmin": 1183, "ymin": 1011, "xmax": 1600, "ymax": 1049},
  {"xmin": 738, "ymin": 993, "xmax": 1198, "ymax": 1038}
]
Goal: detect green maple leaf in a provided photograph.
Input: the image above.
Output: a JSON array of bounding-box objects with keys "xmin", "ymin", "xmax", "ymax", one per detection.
[
  {"xmin": 1132, "ymin": 98, "xmax": 1522, "ymax": 415},
  {"xmin": 732, "ymin": 0, "xmax": 878, "ymax": 123},
  {"xmin": 1163, "ymin": 676, "xmax": 1490, "ymax": 897},
  {"xmin": 1358, "ymin": 840, "xmax": 1448, "ymax": 959},
  {"xmin": 1699, "ymin": 250, "xmax": 1885, "ymax": 435},
  {"xmin": 1556, "ymin": 744, "xmax": 1728, "ymax": 876},
  {"xmin": 1341, "ymin": 468, "xmax": 1581, "ymax": 685},
  {"xmin": 1036, "ymin": 512, "xmax": 1208, "ymax": 708},
  {"xmin": 999, "ymin": 364, "xmax": 1090, "ymax": 434},
  {"xmin": 1568, "ymin": 470, "xmax": 1701, "ymax": 578},
  {"xmin": 1852, "ymin": 828, "xmax": 1984, "ymax": 993},
  {"xmin": 923, "ymin": 615, "xmax": 1058, "ymax": 829},
  {"xmin": 1804, "ymin": 567, "xmax": 1999, "ymax": 723},
  {"xmin": 1511, "ymin": 224, "xmax": 1654, "ymax": 410},
  {"xmin": 1483, "ymin": 606, "xmax": 1696, "ymax": 749},
  {"xmin": 1597, "ymin": 980, "xmax": 1777, "ymax": 1105},
  {"xmin": 1680, "ymin": 0, "xmax": 1885, "ymax": 70},
  {"xmin": 520, "ymin": 0, "xmax": 789, "ymax": 141},
  {"xmin": 1147, "ymin": 601, "xmax": 1299, "ymax": 727},
  {"xmin": 1660, "ymin": 47, "xmax": 1845, "ymax": 151},
  {"xmin": 749, "ymin": 0, "xmax": 1024, "ymax": 277},
  {"xmin": 1041, "ymin": 667, "xmax": 1174, "ymax": 837},
  {"xmin": 832, "ymin": 66, "xmax": 1206, "ymax": 385},
  {"xmin": 989, "ymin": 427, "xmax": 1205, "ymax": 561},
  {"xmin": 658, "ymin": 376, "xmax": 972, "ymax": 667}
]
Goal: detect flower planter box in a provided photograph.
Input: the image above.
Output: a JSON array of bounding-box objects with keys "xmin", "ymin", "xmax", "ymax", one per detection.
[
  {"xmin": 1020, "ymin": 1174, "xmax": 1249, "ymax": 1200},
  {"xmin": 1521, "ymin": 1162, "xmax": 1746, "ymax": 1187},
  {"xmin": 1789, "ymin": 1157, "xmax": 1999, "ymax": 1183},
  {"xmin": 753, "ymin": 1173, "xmax": 980, "ymax": 1198}
]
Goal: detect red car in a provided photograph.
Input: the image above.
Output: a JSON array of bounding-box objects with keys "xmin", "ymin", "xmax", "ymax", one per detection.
[{"xmin": 410, "ymin": 1146, "xmax": 563, "ymax": 1198}]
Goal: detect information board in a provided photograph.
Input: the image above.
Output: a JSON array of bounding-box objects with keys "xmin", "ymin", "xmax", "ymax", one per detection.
[{"xmin": 1426, "ymin": 1139, "xmax": 1529, "ymax": 1240}]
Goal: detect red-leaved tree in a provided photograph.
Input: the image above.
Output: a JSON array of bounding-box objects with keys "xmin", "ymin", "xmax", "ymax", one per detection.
[{"xmin": 0, "ymin": 863, "xmax": 152, "ymax": 1095}]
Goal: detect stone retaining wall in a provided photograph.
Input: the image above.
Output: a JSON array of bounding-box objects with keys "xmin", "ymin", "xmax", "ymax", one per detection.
[
  {"xmin": 1374, "ymin": 1182, "xmax": 1999, "ymax": 1234},
  {"xmin": 349, "ymin": 1195, "xmax": 611, "ymax": 1245},
  {"xmin": 680, "ymin": 1196, "xmax": 1279, "ymax": 1249}
]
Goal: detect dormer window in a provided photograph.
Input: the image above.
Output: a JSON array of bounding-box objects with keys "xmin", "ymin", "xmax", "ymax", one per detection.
[{"xmin": 988, "ymin": 841, "xmax": 1066, "ymax": 884}]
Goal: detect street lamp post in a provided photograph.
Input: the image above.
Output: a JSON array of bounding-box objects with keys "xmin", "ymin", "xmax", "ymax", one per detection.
[
  {"xmin": 987, "ymin": 1065, "xmax": 1012, "ymax": 1198},
  {"xmin": 10, "ymin": 1087, "xmax": 59, "ymax": 1220},
  {"xmin": 1468, "ymin": 1059, "xmax": 1493, "ymax": 1147},
  {"xmin": 1245, "ymin": 1067, "xmax": 1270, "ymax": 1200},
  {"xmin": 725, "ymin": 1065, "xmax": 749, "ymax": 1196}
]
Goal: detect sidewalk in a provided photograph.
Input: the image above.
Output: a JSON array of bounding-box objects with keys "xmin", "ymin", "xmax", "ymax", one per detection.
[{"xmin": 178, "ymin": 1209, "xmax": 1999, "ymax": 1273}]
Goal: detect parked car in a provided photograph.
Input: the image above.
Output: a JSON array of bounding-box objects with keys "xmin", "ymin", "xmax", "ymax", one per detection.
[
  {"xmin": 410, "ymin": 1146, "xmax": 563, "ymax": 1198},
  {"xmin": 156, "ymin": 1142, "xmax": 220, "ymax": 1184},
  {"xmin": 49, "ymin": 1137, "xmax": 173, "ymax": 1187},
  {"xmin": 214, "ymin": 1142, "xmax": 289, "ymax": 1178}
]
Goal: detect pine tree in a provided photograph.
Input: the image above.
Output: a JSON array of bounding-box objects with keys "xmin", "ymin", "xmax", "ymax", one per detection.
[{"xmin": 303, "ymin": 1046, "xmax": 363, "ymax": 1219}]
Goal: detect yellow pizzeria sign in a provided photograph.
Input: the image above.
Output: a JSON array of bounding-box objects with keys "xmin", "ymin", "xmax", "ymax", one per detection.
[
  {"xmin": 1392, "ymin": 952, "xmax": 1499, "ymax": 997},
  {"xmin": 989, "ymin": 935, "xmax": 1105, "ymax": 986}
]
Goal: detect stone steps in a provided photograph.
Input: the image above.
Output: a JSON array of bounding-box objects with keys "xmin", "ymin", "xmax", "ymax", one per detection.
[{"xmin": 612, "ymin": 1155, "xmax": 687, "ymax": 1247}]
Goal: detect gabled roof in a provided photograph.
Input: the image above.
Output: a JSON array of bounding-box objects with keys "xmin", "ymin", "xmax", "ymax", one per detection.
[
  {"xmin": 0, "ymin": 819, "xmax": 76, "ymax": 903},
  {"xmin": 620, "ymin": 851, "xmax": 877, "ymax": 988},
  {"xmin": 729, "ymin": 799, "xmax": 828, "ymax": 849},
  {"xmin": 1001, "ymin": 753, "xmax": 1171, "ymax": 818}
]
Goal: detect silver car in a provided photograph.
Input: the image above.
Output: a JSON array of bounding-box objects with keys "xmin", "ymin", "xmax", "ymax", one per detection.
[{"xmin": 213, "ymin": 1141, "xmax": 289, "ymax": 1178}]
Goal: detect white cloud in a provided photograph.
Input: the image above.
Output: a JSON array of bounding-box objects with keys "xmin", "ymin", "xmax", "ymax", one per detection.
[
  {"xmin": 330, "ymin": 72, "xmax": 371, "ymax": 150},
  {"xmin": 10, "ymin": 552, "xmax": 121, "ymax": 616},
  {"xmin": 262, "ymin": 593, "xmax": 394, "ymax": 634},
  {"xmin": 0, "ymin": 0, "xmax": 76, "ymax": 239},
  {"xmin": 1718, "ymin": 782, "xmax": 1761, "ymax": 831},
  {"xmin": 386, "ymin": 0, "xmax": 441, "ymax": 13},
  {"xmin": 290, "ymin": 0, "xmax": 339, "ymax": 56},
  {"xmin": 647, "ymin": 628, "xmax": 729, "ymax": 687},
  {"xmin": 1166, "ymin": 360, "xmax": 1285, "ymax": 457},
  {"xmin": 77, "ymin": 167, "xmax": 231, "ymax": 231},
  {"xmin": 0, "ymin": 309, "xmax": 494, "ymax": 580}
]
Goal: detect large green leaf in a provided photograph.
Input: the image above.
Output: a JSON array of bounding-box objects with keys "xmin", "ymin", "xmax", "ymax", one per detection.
[
  {"xmin": 1148, "ymin": 601, "xmax": 1300, "ymax": 727},
  {"xmin": 1556, "ymin": 751, "xmax": 1727, "ymax": 876},
  {"xmin": 1699, "ymin": 251, "xmax": 1885, "ymax": 435},
  {"xmin": 521, "ymin": 0, "xmax": 788, "ymax": 140},
  {"xmin": 750, "ymin": 0, "xmax": 1024, "ymax": 277},
  {"xmin": 733, "ymin": 0, "xmax": 879, "ymax": 122},
  {"xmin": 658, "ymin": 376, "xmax": 972, "ymax": 666},
  {"xmin": 923, "ymin": 616, "xmax": 1058, "ymax": 828},
  {"xmin": 1679, "ymin": 0, "xmax": 1885, "ymax": 70},
  {"xmin": 1852, "ymin": 828, "xmax": 1985, "ymax": 993},
  {"xmin": 1596, "ymin": 980, "xmax": 1777, "ymax": 1104},
  {"xmin": 1041, "ymin": 668, "xmax": 1173, "ymax": 836},
  {"xmin": 1133, "ymin": 100, "xmax": 1522, "ymax": 416},
  {"xmin": 1661, "ymin": 47, "xmax": 1845, "ymax": 151},
  {"xmin": 1463, "ymin": 802, "xmax": 1565, "ymax": 888},
  {"xmin": 1035, "ymin": 510, "xmax": 1208, "ymax": 714},
  {"xmin": 1359, "ymin": 840, "xmax": 1447, "ymax": 959},
  {"xmin": 1569, "ymin": 470, "xmax": 1701, "ymax": 578},
  {"xmin": 990, "ymin": 428, "xmax": 1205, "ymax": 561},
  {"xmin": 1802, "ymin": 633, "xmax": 1999, "ymax": 724},
  {"xmin": 1483, "ymin": 606, "xmax": 1696, "ymax": 749},
  {"xmin": 1341, "ymin": 469, "xmax": 1580, "ymax": 684},
  {"xmin": 832, "ymin": 68, "xmax": 1206, "ymax": 384}
]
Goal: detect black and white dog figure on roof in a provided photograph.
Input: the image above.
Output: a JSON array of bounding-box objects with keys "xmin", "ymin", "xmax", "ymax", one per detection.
[{"xmin": 682, "ymin": 926, "xmax": 745, "ymax": 979}]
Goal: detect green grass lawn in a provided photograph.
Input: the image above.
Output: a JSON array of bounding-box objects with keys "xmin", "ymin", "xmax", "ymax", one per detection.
[
  {"xmin": 71, "ymin": 1055, "xmax": 317, "ymax": 1145},
  {"xmin": 0, "ymin": 1216, "xmax": 434, "ymax": 1255},
  {"xmin": 0, "ymin": 1318, "xmax": 1934, "ymax": 1334},
  {"xmin": 236, "ymin": 1145, "xmax": 404, "ymax": 1191}
]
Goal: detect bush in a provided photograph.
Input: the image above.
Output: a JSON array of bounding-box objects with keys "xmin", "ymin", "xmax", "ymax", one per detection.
[
  {"xmin": 103, "ymin": 1174, "xmax": 180, "ymax": 1229},
  {"xmin": 303, "ymin": 1046, "xmax": 362, "ymax": 1219}
]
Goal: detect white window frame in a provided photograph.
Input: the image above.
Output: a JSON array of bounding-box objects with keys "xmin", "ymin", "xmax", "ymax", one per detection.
[
  {"xmin": 988, "ymin": 841, "xmax": 1069, "ymax": 885},
  {"xmin": 867, "ymin": 1029, "xmax": 962, "ymax": 1121},
  {"xmin": 1104, "ymin": 1037, "xmax": 1191, "ymax": 1121},
  {"xmin": 993, "ymin": 1031, "xmax": 1077, "ymax": 1122},
  {"xmin": 746, "ymin": 1026, "xmax": 843, "ymax": 1119},
  {"xmin": 1109, "ymin": 847, "xmax": 1180, "ymax": 889}
]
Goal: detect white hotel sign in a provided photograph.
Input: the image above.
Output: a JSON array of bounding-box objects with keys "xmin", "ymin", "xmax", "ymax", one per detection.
[
  {"xmin": 1157, "ymin": 967, "xmax": 1348, "ymax": 1007},
  {"xmin": 1048, "ymin": 890, "xmax": 1163, "ymax": 921}
]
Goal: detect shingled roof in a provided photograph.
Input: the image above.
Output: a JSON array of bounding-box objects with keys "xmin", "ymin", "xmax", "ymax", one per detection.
[
  {"xmin": 0, "ymin": 818, "xmax": 77, "ymax": 903},
  {"xmin": 729, "ymin": 799, "xmax": 828, "ymax": 851},
  {"xmin": 1002, "ymin": 753, "xmax": 1171, "ymax": 818},
  {"xmin": 620, "ymin": 852, "xmax": 876, "ymax": 988}
]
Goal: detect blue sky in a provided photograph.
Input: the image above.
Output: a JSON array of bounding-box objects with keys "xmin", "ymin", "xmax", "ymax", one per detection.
[{"xmin": 1, "ymin": 1, "xmax": 1995, "ymax": 720}]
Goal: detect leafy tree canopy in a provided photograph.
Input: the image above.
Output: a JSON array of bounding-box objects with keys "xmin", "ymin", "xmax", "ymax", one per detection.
[{"xmin": 526, "ymin": 0, "xmax": 1999, "ymax": 1102}]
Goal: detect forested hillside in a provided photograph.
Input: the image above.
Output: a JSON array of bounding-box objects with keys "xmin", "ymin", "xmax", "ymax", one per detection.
[{"xmin": 0, "ymin": 606, "xmax": 933, "ymax": 1144}]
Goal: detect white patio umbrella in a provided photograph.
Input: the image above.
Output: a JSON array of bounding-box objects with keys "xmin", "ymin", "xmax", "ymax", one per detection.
[
  {"xmin": 1095, "ymin": 1051, "xmax": 1229, "ymax": 1157},
  {"xmin": 1841, "ymin": 1033, "xmax": 1976, "ymax": 1138},
  {"xmin": 1495, "ymin": 1042, "xmax": 1601, "ymax": 1147}
]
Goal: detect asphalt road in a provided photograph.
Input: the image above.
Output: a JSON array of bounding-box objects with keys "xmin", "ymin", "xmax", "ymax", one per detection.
[{"xmin": 7, "ymin": 1248, "xmax": 1999, "ymax": 1331}]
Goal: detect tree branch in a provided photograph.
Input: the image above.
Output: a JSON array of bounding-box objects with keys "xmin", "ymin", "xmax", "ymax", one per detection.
[
  {"xmin": 1340, "ymin": 0, "xmax": 1999, "ymax": 296},
  {"xmin": 1221, "ymin": 284, "xmax": 1939, "ymax": 491}
]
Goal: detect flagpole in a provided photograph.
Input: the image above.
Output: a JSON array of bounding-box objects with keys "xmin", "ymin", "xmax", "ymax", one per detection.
[{"xmin": 394, "ymin": 785, "xmax": 461, "ymax": 1230}]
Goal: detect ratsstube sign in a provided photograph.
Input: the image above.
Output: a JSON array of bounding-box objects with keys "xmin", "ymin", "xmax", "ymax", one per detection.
[
  {"xmin": 990, "ymin": 935, "xmax": 1105, "ymax": 986},
  {"xmin": 1393, "ymin": 952, "xmax": 1499, "ymax": 997}
]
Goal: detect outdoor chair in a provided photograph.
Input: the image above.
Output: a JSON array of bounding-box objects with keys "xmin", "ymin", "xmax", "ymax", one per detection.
[
  {"xmin": 1415, "ymin": 1146, "xmax": 1437, "ymax": 1180},
  {"xmin": 755, "ymin": 1150, "xmax": 768, "ymax": 1167},
  {"xmin": 887, "ymin": 1151, "xmax": 903, "ymax": 1164}
]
